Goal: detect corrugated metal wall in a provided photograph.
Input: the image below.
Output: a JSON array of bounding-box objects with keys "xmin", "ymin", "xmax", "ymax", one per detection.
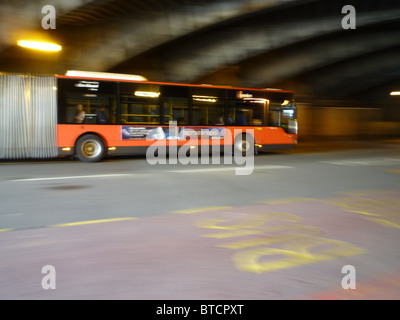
[{"xmin": 0, "ymin": 73, "xmax": 57, "ymax": 159}]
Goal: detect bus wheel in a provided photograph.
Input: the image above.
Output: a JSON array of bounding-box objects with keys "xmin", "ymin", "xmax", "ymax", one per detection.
[
  {"xmin": 75, "ymin": 134, "xmax": 105, "ymax": 162},
  {"xmin": 234, "ymin": 133, "xmax": 257, "ymax": 156}
]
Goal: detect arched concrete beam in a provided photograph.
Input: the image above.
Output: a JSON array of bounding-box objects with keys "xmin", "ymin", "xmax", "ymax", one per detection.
[
  {"xmin": 241, "ymin": 28, "xmax": 400, "ymax": 88},
  {"xmin": 59, "ymin": 0, "xmax": 301, "ymax": 71},
  {"xmin": 163, "ymin": 9, "xmax": 400, "ymax": 83},
  {"xmin": 304, "ymin": 48, "xmax": 400, "ymax": 99}
]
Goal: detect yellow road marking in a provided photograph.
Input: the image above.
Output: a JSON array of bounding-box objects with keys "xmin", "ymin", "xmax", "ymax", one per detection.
[
  {"xmin": 196, "ymin": 212, "xmax": 301, "ymax": 229},
  {"xmin": 326, "ymin": 194, "xmax": 400, "ymax": 229},
  {"xmin": 256, "ymin": 197, "xmax": 315, "ymax": 205},
  {"xmin": 327, "ymin": 203, "xmax": 381, "ymax": 217},
  {"xmin": 218, "ymin": 225, "xmax": 322, "ymax": 249},
  {"xmin": 171, "ymin": 206, "xmax": 233, "ymax": 214},
  {"xmin": 52, "ymin": 217, "xmax": 137, "ymax": 227},
  {"xmin": 388, "ymin": 170, "xmax": 400, "ymax": 174},
  {"xmin": 0, "ymin": 228, "xmax": 12, "ymax": 232},
  {"xmin": 195, "ymin": 210, "xmax": 365, "ymax": 274},
  {"xmin": 347, "ymin": 210, "xmax": 380, "ymax": 216},
  {"xmin": 232, "ymin": 238, "xmax": 365, "ymax": 274},
  {"xmin": 367, "ymin": 218, "xmax": 400, "ymax": 229},
  {"xmin": 335, "ymin": 189, "xmax": 390, "ymax": 196}
]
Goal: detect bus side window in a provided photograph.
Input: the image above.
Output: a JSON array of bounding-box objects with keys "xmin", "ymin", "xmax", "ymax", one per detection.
[
  {"xmin": 119, "ymin": 99, "xmax": 160, "ymax": 125},
  {"xmin": 163, "ymin": 85, "xmax": 190, "ymax": 125},
  {"xmin": 63, "ymin": 94, "xmax": 116, "ymax": 124},
  {"xmin": 229, "ymin": 99, "xmax": 263, "ymax": 126},
  {"xmin": 192, "ymin": 102, "xmax": 225, "ymax": 126},
  {"xmin": 164, "ymin": 97, "xmax": 189, "ymax": 125}
]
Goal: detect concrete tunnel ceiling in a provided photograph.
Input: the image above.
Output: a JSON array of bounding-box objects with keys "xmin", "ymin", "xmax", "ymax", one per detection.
[{"xmin": 0, "ymin": 0, "xmax": 400, "ymax": 107}]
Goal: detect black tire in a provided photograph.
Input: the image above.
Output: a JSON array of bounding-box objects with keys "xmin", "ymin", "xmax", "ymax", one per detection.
[
  {"xmin": 75, "ymin": 134, "xmax": 105, "ymax": 162},
  {"xmin": 234, "ymin": 133, "xmax": 257, "ymax": 156}
]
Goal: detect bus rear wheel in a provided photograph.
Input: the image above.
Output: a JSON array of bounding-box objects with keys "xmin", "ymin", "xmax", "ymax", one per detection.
[{"xmin": 75, "ymin": 134, "xmax": 105, "ymax": 162}]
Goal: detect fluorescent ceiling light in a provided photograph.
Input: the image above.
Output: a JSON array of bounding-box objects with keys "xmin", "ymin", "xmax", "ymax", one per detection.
[
  {"xmin": 66, "ymin": 70, "xmax": 147, "ymax": 81},
  {"xmin": 135, "ymin": 91, "xmax": 160, "ymax": 98},
  {"xmin": 17, "ymin": 40, "xmax": 62, "ymax": 52},
  {"xmin": 192, "ymin": 95, "xmax": 217, "ymax": 102},
  {"xmin": 243, "ymin": 98, "xmax": 268, "ymax": 103}
]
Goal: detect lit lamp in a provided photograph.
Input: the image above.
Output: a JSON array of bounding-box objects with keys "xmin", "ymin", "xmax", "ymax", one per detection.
[
  {"xmin": 17, "ymin": 40, "xmax": 62, "ymax": 52},
  {"xmin": 390, "ymin": 91, "xmax": 400, "ymax": 96}
]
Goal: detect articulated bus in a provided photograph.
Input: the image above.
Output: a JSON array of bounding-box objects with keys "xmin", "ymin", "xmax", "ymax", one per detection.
[{"xmin": 0, "ymin": 71, "xmax": 297, "ymax": 162}]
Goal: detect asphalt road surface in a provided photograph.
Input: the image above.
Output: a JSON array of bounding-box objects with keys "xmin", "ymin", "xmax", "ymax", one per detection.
[{"xmin": 1, "ymin": 140, "xmax": 400, "ymax": 300}]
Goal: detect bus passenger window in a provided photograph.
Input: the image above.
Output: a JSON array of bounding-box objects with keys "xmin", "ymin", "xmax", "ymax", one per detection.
[
  {"xmin": 191, "ymin": 88, "xmax": 226, "ymax": 126},
  {"xmin": 192, "ymin": 103, "xmax": 225, "ymax": 126},
  {"xmin": 164, "ymin": 97, "xmax": 189, "ymax": 125},
  {"xmin": 120, "ymin": 99, "xmax": 160, "ymax": 125},
  {"xmin": 229, "ymin": 100, "xmax": 263, "ymax": 126},
  {"xmin": 63, "ymin": 94, "xmax": 116, "ymax": 124},
  {"xmin": 163, "ymin": 85, "xmax": 191, "ymax": 125}
]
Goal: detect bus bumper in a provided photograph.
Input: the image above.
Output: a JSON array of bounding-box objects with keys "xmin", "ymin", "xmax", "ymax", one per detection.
[
  {"xmin": 58, "ymin": 147, "xmax": 74, "ymax": 156},
  {"xmin": 259, "ymin": 144, "xmax": 296, "ymax": 152}
]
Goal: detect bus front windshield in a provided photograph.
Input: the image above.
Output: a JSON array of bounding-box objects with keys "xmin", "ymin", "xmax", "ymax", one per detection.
[{"xmin": 269, "ymin": 101, "xmax": 297, "ymax": 134}]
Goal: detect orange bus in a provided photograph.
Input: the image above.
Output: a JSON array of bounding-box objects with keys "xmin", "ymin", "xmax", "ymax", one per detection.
[{"xmin": 0, "ymin": 71, "xmax": 297, "ymax": 162}]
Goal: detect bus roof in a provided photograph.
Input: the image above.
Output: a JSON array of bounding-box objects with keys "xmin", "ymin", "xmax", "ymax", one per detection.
[{"xmin": 56, "ymin": 71, "xmax": 295, "ymax": 94}]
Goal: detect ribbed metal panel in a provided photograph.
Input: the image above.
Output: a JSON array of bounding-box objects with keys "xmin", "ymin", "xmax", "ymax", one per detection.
[{"xmin": 0, "ymin": 74, "xmax": 57, "ymax": 159}]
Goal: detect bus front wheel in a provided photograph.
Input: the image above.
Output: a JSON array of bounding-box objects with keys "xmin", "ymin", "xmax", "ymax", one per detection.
[
  {"xmin": 234, "ymin": 133, "xmax": 258, "ymax": 156},
  {"xmin": 75, "ymin": 134, "xmax": 105, "ymax": 162}
]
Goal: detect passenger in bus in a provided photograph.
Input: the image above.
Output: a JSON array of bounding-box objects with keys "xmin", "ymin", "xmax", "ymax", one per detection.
[
  {"xmin": 226, "ymin": 113, "xmax": 234, "ymax": 125},
  {"xmin": 74, "ymin": 104, "xmax": 86, "ymax": 123},
  {"xmin": 96, "ymin": 105, "xmax": 108, "ymax": 124},
  {"xmin": 235, "ymin": 111, "xmax": 246, "ymax": 125},
  {"xmin": 177, "ymin": 117, "xmax": 187, "ymax": 126},
  {"xmin": 215, "ymin": 115, "xmax": 224, "ymax": 125}
]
